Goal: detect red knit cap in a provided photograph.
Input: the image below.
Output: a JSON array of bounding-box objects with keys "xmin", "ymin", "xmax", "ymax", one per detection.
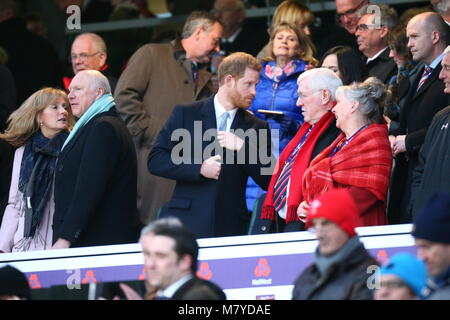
[{"xmin": 305, "ymin": 189, "xmax": 359, "ymax": 237}]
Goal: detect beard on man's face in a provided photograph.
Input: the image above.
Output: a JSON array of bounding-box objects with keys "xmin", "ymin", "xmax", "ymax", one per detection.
[{"xmin": 229, "ymin": 89, "xmax": 255, "ymax": 109}]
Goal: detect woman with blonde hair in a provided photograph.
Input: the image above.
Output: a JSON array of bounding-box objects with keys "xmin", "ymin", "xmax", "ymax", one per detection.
[
  {"xmin": 256, "ymin": 0, "xmax": 315, "ymax": 60},
  {"xmin": 0, "ymin": 88, "xmax": 73, "ymax": 252}
]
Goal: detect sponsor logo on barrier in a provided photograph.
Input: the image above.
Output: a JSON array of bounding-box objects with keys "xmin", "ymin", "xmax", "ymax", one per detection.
[
  {"xmin": 197, "ymin": 262, "xmax": 213, "ymax": 280},
  {"xmin": 252, "ymin": 258, "xmax": 272, "ymax": 286},
  {"xmin": 28, "ymin": 274, "xmax": 42, "ymax": 289},
  {"xmin": 81, "ymin": 270, "xmax": 97, "ymax": 284}
]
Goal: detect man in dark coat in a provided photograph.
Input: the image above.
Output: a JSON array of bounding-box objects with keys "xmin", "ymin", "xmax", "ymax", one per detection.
[
  {"xmin": 410, "ymin": 46, "xmax": 450, "ymax": 216},
  {"xmin": 292, "ymin": 189, "xmax": 377, "ymax": 300},
  {"xmin": 139, "ymin": 217, "xmax": 226, "ymax": 300},
  {"xmin": 355, "ymin": 4, "xmax": 398, "ymax": 84},
  {"xmin": 114, "ymin": 11, "xmax": 223, "ymax": 224},
  {"xmin": 389, "ymin": 12, "xmax": 450, "ymax": 224},
  {"xmin": 52, "ymin": 70, "xmax": 140, "ymax": 249},
  {"xmin": 0, "ymin": 0, "xmax": 61, "ymax": 105},
  {"xmin": 148, "ymin": 52, "xmax": 273, "ymax": 238}
]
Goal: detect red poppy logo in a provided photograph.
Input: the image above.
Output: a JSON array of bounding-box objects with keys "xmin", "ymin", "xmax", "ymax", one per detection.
[
  {"xmin": 28, "ymin": 274, "xmax": 41, "ymax": 289},
  {"xmin": 254, "ymin": 258, "xmax": 271, "ymax": 277},
  {"xmin": 376, "ymin": 250, "xmax": 389, "ymax": 265},
  {"xmin": 81, "ymin": 270, "xmax": 97, "ymax": 284},
  {"xmin": 196, "ymin": 262, "xmax": 213, "ymax": 280}
]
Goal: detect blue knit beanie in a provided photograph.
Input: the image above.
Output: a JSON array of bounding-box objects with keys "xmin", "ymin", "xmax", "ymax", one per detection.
[
  {"xmin": 412, "ymin": 191, "xmax": 450, "ymax": 244},
  {"xmin": 379, "ymin": 253, "xmax": 428, "ymax": 299}
]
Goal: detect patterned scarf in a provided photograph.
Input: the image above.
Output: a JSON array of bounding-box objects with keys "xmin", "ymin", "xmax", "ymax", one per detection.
[
  {"xmin": 264, "ymin": 59, "xmax": 307, "ymax": 83},
  {"xmin": 302, "ymin": 124, "xmax": 392, "ymax": 204},
  {"xmin": 18, "ymin": 130, "xmax": 68, "ymax": 238},
  {"xmin": 261, "ymin": 112, "xmax": 336, "ymax": 223}
]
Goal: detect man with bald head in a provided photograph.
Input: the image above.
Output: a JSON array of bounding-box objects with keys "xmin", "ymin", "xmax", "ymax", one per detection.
[
  {"xmin": 388, "ymin": 12, "xmax": 450, "ymax": 224},
  {"xmin": 65, "ymin": 32, "xmax": 117, "ymax": 93},
  {"xmin": 52, "ymin": 70, "xmax": 140, "ymax": 249}
]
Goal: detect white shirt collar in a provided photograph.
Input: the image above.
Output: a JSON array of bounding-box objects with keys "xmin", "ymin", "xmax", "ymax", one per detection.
[
  {"xmin": 222, "ymin": 28, "xmax": 242, "ymax": 43},
  {"xmin": 214, "ymin": 94, "xmax": 238, "ymax": 131},
  {"xmin": 366, "ymin": 47, "xmax": 388, "ymax": 64},
  {"xmin": 428, "ymin": 51, "xmax": 446, "ymax": 70},
  {"xmin": 157, "ymin": 274, "xmax": 193, "ymax": 299}
]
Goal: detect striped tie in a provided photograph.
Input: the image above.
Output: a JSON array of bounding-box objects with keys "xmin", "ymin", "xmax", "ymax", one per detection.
[
  {"xmin": 417, "ymin": 66, "xmax": 433, "ymax": 91},
  {"xmin": 272, "ymin": 128, "xmax": 311, "ymax": 211}
]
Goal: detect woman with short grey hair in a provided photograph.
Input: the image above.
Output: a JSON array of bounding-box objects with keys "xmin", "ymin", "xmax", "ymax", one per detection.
[{"xmin": 300, "ymin": 77, "xmax": 393, "ymax": 227}]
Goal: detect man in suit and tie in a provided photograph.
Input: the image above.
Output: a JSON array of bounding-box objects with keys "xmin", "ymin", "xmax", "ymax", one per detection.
[
  {"xmin": 355, "ymin": 4, "xmax": 399, "ymax": 84},
  {"xmin": 114, "ymin": 12, "xmax": 223, "ymax": 225},
  {"xmin": 388, "ymin": 12, "xmax": 450, "ymax": 224},
  {"xmin": 148, "ymin": 52, "xmax": 274, "ymax": 238}
]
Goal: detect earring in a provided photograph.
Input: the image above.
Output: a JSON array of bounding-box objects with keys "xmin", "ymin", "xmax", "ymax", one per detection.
[{"xmin": 39, "ymin": 121, "xmax": 43, "ymax": 126}]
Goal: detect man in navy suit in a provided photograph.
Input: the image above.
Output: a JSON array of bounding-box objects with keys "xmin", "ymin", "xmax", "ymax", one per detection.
[
  {"xmin": 388, "ymin": 12, "xmax": 450, "ymax": 224},
  {"xmin": 148, "ymin": 52, "xmax": 274, "ymax": 238}
]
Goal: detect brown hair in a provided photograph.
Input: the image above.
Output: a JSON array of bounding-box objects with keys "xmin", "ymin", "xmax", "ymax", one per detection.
[
  {"xmin": 266, "ymin": 22, "xmax": 317, "ymax": 66},
  {"xmin": 271, "ymin": 0, "xmax": 314, "ymax": 33},
  {"xmin": 0, "ymin": 88, "xmax": 74, "ymax": 147},
  {"xmin": 217, "ymin": 52, "xmax": 262, "ymax": 86}
]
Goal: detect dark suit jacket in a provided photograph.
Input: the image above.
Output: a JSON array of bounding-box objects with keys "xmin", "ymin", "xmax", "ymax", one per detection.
[
  {"xmin": 171, "ymin": 277, "xmax": 226, "ymax": 300},
  {"xmin": 220, "ymin": 20, "xmax": 269, "ymax": 57},
  {"xmin": 53, "ymin": 108, "xmax": 141, "ymax": 247},
  {"xmin": 388, "ymin": 63, "xmax": 450, "ymax": 223},
  {"xmin": 366, "ymin": 48, "xmax": 397, "ymax": 84},
  {"xmin": 148, "ymin": 96, "xmax": 273, "ymax": 238}
]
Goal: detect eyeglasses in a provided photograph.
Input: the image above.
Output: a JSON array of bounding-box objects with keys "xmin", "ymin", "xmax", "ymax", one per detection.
[
  {"xmin": 336, "ymin": 0, "xmax": 366, "ymax": 21},
  {"xmin": 70, "ymin": 52, "xmax": 100, "ymax": 62},
  {"xmin": 355, "ymin": 23, "xmax": 384, "ymax": 32}
]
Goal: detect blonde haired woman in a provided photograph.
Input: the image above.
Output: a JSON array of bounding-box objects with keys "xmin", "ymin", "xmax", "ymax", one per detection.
[
  {"xmin": 256, "ymin": 0, "xmax": 315, "ymax": 60},
  {"xmin": 0, "ymin": 88, "xmax": 73, "ymax": 252}
]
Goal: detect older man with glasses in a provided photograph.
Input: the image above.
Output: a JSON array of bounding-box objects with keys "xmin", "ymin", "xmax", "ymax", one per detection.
[
  {"xmin": 335, "ymin": 0, "xmax": 369, "ymax": 35},
  {"xmin": 64, "ymin": 32, "xmax": 117, "ymax": 94},
  {"xmin": 355, "ymin": 4, "xmax": 399, "ymax": 83}
]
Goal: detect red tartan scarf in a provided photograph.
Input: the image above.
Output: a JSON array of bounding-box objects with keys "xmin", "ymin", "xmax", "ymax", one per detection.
[
  {"xmin": 302, "ymin": 124, "xmax": 392, "ymax": 204},
  {"xmin": 261, "ymin": 112, "xmax": 336, "ymax": 222}
]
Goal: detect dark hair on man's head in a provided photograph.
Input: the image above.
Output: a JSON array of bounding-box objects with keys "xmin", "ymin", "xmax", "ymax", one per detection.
[
  {"xmin": 140, "ymin": 218, "xmax": 199, "ymax": 274},
  {"xmin": 320, "ymin": 46, "xmax": 368, "ymax": 85},
  {"xmin": 217, "ymin": 52, "xmax": 261, "ymax": 86}
]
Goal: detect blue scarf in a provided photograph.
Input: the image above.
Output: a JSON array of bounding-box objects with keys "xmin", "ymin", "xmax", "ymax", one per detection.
[
  {"xmin": 263, "ymin": 59, "xmax": 307, "ymax": 83},
  {"xmin": 18, "ymin": 130, "xmax": 68, "ymax": 238},
  {"xmin": 62, "ymin": 93, "xmax": 115, "ymax": 150}
]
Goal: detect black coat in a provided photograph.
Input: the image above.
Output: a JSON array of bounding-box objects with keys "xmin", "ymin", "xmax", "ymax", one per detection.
[
  {"xmin": 171, "ymin": 277, "xmax": 226, "ymax": 300},
  {"xmin": 292, "ymin": 243, "xmax": 377, "ymax": 300},
  {"xmin": 148, "ymin": 96, "xmax": 273, "ymax": 238},
  {"xmin": 388, "ymin": 63, "xmax": 450, "ymax": 223},
  {"xmin": 411, "ymin": 106, "xmax": 450, "ymax": 216},
  {"xmin": 366, "ymin": 48, "xmax": 397, "ymax": 84},
  {"xmin": 0, "ymin": 18, "xmax": 61, "ymax": 105},
  {"xmin": 53, "ymin": 108, "xmax": 140, "ymax": 247}
]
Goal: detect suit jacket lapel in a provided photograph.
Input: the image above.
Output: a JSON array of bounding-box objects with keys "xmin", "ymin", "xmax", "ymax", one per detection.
[{"xmin": 414, "ymin": 64, "xmax": 442, "ymax": 99}]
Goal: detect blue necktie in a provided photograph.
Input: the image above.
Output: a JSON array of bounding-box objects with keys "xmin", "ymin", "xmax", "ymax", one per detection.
[{"xmin": 218, "ymin": 112, "xmax": 229, "ymax": 132}]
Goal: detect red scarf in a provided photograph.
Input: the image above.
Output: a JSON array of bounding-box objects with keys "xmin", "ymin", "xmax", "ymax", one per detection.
[
  {"xmin": 261, "ymin": 112, "xmax": 336, "ymax": 222},
  {"xmin": 302, "ymin": 124, "xmax": 392, "ymax": 204}
]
